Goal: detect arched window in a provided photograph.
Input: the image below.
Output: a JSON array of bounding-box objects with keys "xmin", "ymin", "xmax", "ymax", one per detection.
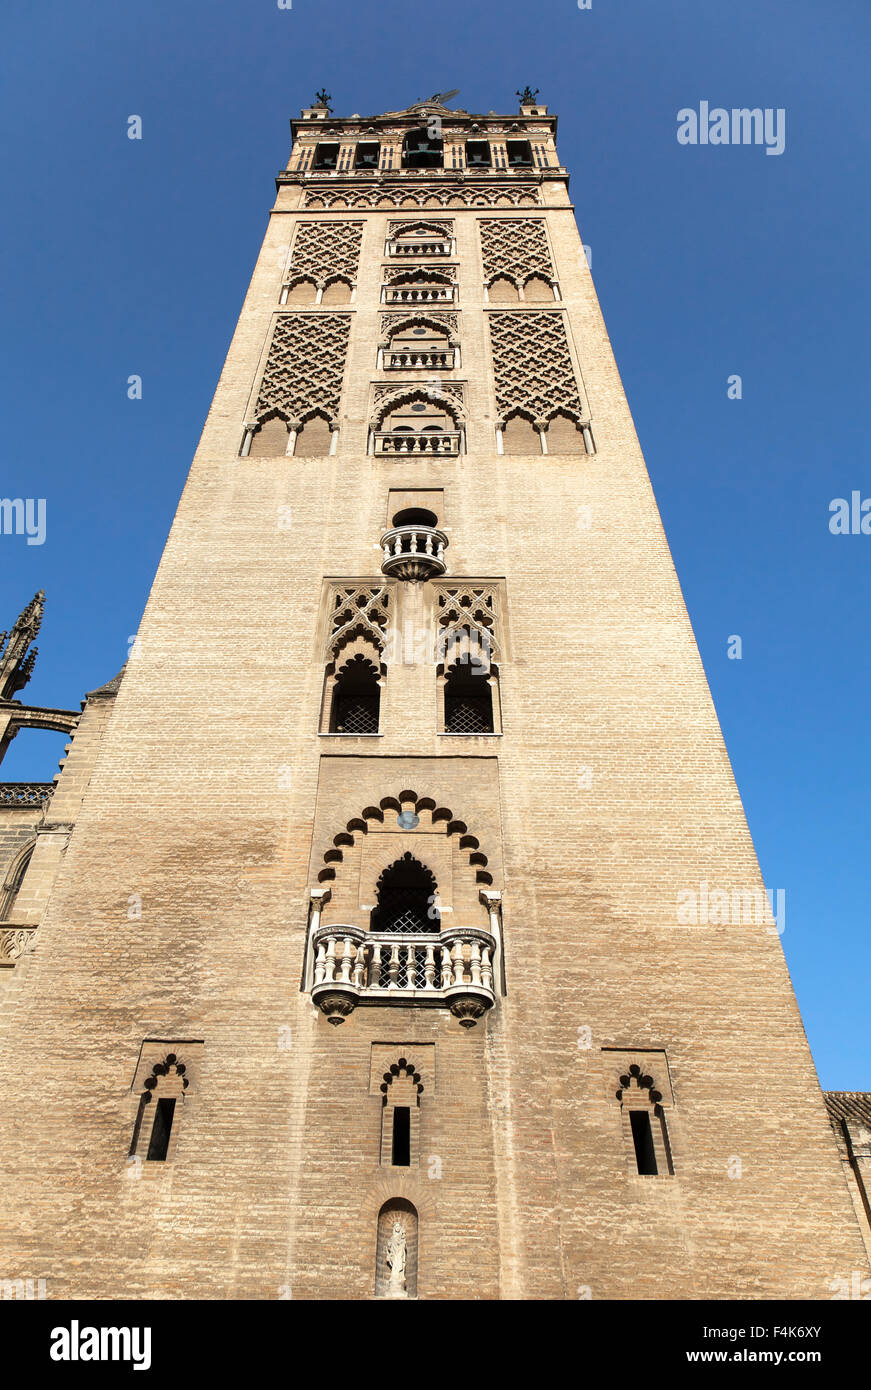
[
  {"xmin": 402, "ymin": 128, "xmax": 443, "ymax": 169},
  {"xmin": 320, "ymin": 277, "xmax": 352, "ymax": 305},
  {"xmin": 501, "ymin": 410, "xmax": 541, "ymax": 455},
  {"xmin": 294, "ymin": 411, "xmax": 333, "ymax": 457},
  {"xmin": 284, "ymin": 277, "xmax": 318, "ymax": 304},
  {"xmin": 383, "ymin": 400, "xmax": 451, "ymax": 434},
  {"xmin": 378, "ymin": 1057, "xmax": 425, "ymax": 1167},
  {"xmin": 248, "ymin": 414, "xmax": 290, "ymax": 457},
  {"xmin": 444, "ymin": 660, "xmax": 495, "ymax": 734},
  {"xmin": 545, "ymin": 410, "xmax": 587, "ymax": 455},
  {"xmin": 0, "ymin": 839, "xmax": 35, "ymax": 921},
  {"xmin": 488, "ymin": 275, "xmax": 520, "ymax": 302},
  {"xmin": 615, "ymin": 1062, "xmax": 675, "ymax": 1176},
  {"xmin": 128, "ymin": 1052, "xmax": 192, "ymax": 1165},
  {"xmin": 370, "ymin": 853, "xmax": 439, "ymax": 934},
  {"xmin": 329, "ymin": 653, "xmax": 380, "ymax": 733},
  {"xmin": 385, "ymin": 321, "xmax": 452, "ymax": 369},
  {"xmin": 523, "ymin": 273, "xmax": 554, "ymax": 301}
]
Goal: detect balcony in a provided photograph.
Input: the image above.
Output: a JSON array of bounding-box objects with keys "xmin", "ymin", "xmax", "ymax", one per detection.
[
  {"xmin": 373, "ymin": 431, "xmax": 460, "ymax": 457},
  {"xmin": 310, "ymin": 925, "xmax": 496, "ymax": 1028},
  {"xmin": 387, "ymin": 237, "xmax": 452, "ymax": 257},
  {"xmin": 380, "ymin": 524, "xmax": 449, "ymax": 581},
  {"xmin": 384, "ymin": 348, "xmax": 455, "ymax": 371},
  {"xmin": 383, "ymin": 285, "xmax": 455, "ymax": 305}
]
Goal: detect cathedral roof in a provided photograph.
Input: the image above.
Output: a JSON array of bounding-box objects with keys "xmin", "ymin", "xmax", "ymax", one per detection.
[{"xmin": 825, "ymin": 1091, "xmax": 871, "ymax": 1128}]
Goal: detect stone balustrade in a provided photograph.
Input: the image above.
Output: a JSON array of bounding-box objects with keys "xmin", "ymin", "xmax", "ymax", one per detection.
[
  {"xmin": 384, "ymin": 348, "xmax": 455, "ymax": 371},
  {"xmin": 379, "ymin": 524, "xmax": 449, "ymax": 581},
  {"xmin": 373, "ymin": 431, "xmax": 460, "ymax": 457},
  {"xmin": 310, "ymin": 925, "xmax": 497, "ymax": 1027},
  {"xmin": 387, "ymin": 238, "xmax": 452, "ymax": 257},
  {"xmin": 383, "ymin": 286, "xmax": 455, "ymax": 305}
]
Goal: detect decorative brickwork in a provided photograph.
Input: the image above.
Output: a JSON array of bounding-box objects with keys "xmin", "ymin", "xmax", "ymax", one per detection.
[
  {"xmin": 488, "ymin": 310, "xmax": 584, "ymax": 426},
  {"xmin": 254, "ymin": 314, "xmax": 350, "ymax": 428},
  {"xmin": 379, "ymin": 310, "xmax": 459, "ymax": 343},
  {"xmin": 305, "ymin": 184, "xmax": 541, "ymax": 209},
  {"xmin": 285, "ymin": 221, "xmax": 362, "ymax": 289},
  {"xmin": 479, "ymin": 218, "xmax": 554, "ymax": 288}
]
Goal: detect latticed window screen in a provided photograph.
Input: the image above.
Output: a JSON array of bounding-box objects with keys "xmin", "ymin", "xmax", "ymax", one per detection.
[
  {"xmin": 332, "ymin": 692, "xmax": 378, "ymax": 733},
  {"xmin": 444, "ymin": 667, "xmax": 494, "ymax": 733}
]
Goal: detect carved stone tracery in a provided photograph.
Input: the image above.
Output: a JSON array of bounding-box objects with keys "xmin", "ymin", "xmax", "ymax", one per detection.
[
  {"xmin": 254, "ymin": 314, "xmax": 351, "ymax": 429},
  {"xmin": 479, "ymin": 218, "xmax": 555, "ymax": 288},
  {"xmin": 435, "ymin": 584, "xmax": 501, "ymax": 666},
  {"xmin": 305, "ymin": 185, "xmax": 541, "ymax": 210},
  {"xmin": 378, "ymin": 311, "xmax": 458, "ymax": 347},
  {"xmin": 326, "ymin": 584, "xmax": 392, "ymax": 662},
  {"xmin": 285, "ymin": 221, "xmax": 363, "ymax": 289},
  {"xmin": 488, "ymin": 311, "xmax": 584, "ymax": 426}
]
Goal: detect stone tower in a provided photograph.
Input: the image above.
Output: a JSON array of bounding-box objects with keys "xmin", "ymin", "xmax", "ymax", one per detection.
[{"xmin": 0, "ymin": 93, "xmax": 867, "ymax": 1301}]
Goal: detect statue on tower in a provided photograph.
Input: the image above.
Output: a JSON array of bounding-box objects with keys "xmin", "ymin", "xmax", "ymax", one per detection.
[
  {"xmin": 0, "ymin": 590, "xmax": 44, "ymax": 701},
  {"xmin": 314, "ymin": 89, "xmax": 332, "ymax": 110},
  {"xmin": 385, "ymin": 1219, "xmax": 408, "ymax": 1295},
  {"xmin": 516, "ymin": 86, "xmax": 540, "ymax": 107}
]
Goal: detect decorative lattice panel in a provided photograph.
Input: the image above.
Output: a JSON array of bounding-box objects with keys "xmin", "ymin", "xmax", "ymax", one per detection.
[
  {"xmin": 372, "ymin": 381, "xmax": 464, "ymax": 413},
  {"xmin": 286, "ymin": 221, "xmax": 362, "ymax": 287},
  {"xmin": 388, "ymin": 219, "xmax": 453, "ymax": 237},
  {"xmin": 479, "ymin": 219, "xmax": 554, "ymax": 286},
  {"xmin": 436, "ymin": 584, "xmax": 501, "ymax": 664},
  {"xmin": 488, "ymin": 312, "xmax": 583, "ymax": 424},
  {"xmin": 255, "ymin": 315, "xmax": 350, "ymax": 426},
  {"xmin": 305, "ymin": 185, "xmax": 541, "ymax": 209},
  {"xmin": 383, "ymin": 263, "xmax": 457, "ymax": 286},
  {"xmin": 327, "ymin": 584, "xmax": 392, "ymax": 656}
]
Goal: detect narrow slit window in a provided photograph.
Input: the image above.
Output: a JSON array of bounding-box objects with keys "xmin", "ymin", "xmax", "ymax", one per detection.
[
  {"xmin": 629, "ymin": 1109, "xmax": 658, "ymax": 1175},
  {"xmin": 146, "ymin": 1097, "xmax": 176, "ymax": 1162},
  {"xmin": 392, "ymin": 1107, "xmax": 411, "ymax": 1166}
]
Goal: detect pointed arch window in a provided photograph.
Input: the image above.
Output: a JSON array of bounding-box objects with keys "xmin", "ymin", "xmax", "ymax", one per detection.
[
  {"xmin": 329, "ymin": 653, "xmax": 380, "ymax": 733},
  {"xmin": 610, "ymin": 1056, "xmax": 676, "ymax": 1177},
  {"xmin": 128, "ymin": 1048, "xmax": 200, "ymax": 1166},
  {"xmin": 444, "ymin": 660, "xmax": 495, "ymax": 734},
  {"xmin": 371, "ymin": 853, "xmax": 439, "ymax": 935},
  {"xmin": 0, "ymin": 839, "xmax": 35, "ymax": 921}
]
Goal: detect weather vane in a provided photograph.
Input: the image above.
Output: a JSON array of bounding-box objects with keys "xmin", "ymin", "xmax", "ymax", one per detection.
[{"xmin": 415, "ymin": 89, "xmax": 460, "ymax": 107}]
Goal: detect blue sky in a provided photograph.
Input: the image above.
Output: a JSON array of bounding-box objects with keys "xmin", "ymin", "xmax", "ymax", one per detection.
[{"xmin": 1, "ymin": 1, "xmax": 868, "ymax": 1087}]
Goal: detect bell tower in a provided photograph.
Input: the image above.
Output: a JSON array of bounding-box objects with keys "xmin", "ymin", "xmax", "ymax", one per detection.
[{"xmin": 0, "ymin": 92, "xmax": 867, "ymax": 1301}]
